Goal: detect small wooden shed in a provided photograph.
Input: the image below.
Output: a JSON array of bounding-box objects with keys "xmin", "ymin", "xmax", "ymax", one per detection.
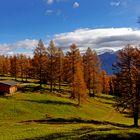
[{"xmin": 0, "ymin": 80, "xmax": 20, "ymax": 95}]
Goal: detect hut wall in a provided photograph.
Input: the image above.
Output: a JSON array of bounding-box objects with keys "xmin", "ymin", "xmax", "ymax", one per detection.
[
  {"xmin": 9, "ymin": 86, "xmax": 17, "ymax": 94},
  {"xmin": 0, "ymin": 84, "xmax": 10, "ymax": 94}
]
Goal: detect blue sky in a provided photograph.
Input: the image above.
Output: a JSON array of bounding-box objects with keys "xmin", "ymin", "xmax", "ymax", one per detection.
[{"xmin": 1, "ymin": 0, "xmax": 140, "ymax": 55}]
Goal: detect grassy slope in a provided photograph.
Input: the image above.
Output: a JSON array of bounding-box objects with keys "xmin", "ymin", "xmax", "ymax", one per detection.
[{"xmin": 0, "ymin": 86, "xmax": 140, "ymax": 140}]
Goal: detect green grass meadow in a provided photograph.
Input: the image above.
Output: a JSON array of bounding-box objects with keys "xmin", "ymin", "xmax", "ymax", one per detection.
[{"xmin": 0, "ymin": 83, "xmax": 140, "ymax": 140}]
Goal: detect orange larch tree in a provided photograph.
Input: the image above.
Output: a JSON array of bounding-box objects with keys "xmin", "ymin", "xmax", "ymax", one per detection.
[
  {"xmin": 83, "ymin": 47, "xmax": 101, "ymax": 96},
  {"xmin": 47, "ymin": 40, "xmax": 58, "ymax": 92},
  {"xmin": 113, "ymin": 45, "xmax": 140, "ymax": 127},
  {"xmin": 33, "ymin": 39, "xmax": 48, "ymax": 87},
  {"xmin": 66, "ymin": 44, "xmax": 82, "ymax": 99},
  {"xmin": 56, "ymin": 48, "xmax": 64, "ymax": 92}
]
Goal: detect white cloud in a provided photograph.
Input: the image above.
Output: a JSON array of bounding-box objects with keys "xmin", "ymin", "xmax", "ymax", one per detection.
[
  {"xmin": 45, "ymin": 0, "xmax": 67, "ymax": 5},
  {"xmin": 47, "ymin": 0, "xmax": 54, "ymax": 5},
  {"xmin": 53, "ymin": 28, "xmax": 140, "ymax": 54},
  {"xmin": 0, "ymin": 39, "xmax": 38, "ymax": 56},
  {"xmin": 45, "ymin": 9, "xmax": 62, "ymax": 16},
  {"xmin": 45, "ymin": 10, "xmax": 53, "ymax": 15},
  {"xmin": 2, "ymin": 28, "xmax": 140, "ymax": 56},
  {"xmin": 73, "ymin": 2, "xmax": 80, "ymax": 8},
  {"xmin": 110, "ymin": 1, "xmax": 120, "ymax": 6},
  {"xmin": 15, "ymin": 39, "xmax": 38, "ymax": 50}
]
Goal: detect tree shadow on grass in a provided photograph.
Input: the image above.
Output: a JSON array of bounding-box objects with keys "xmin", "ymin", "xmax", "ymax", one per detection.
[
  {"xmin": 24, "ymin": 126, "xmax": 140, "ymax": 140},
  {"xmin": 21, "ymin": 117, "xmax": 133, "ymax": 128},
  {"xmin": 95, "ymin": 95, "xmax": 115, "ymax": 101},
  {"xmin": 19, "ymin": 85, "xmax": 41, "ymax": 93},
  {"xmin": 21, "ymin": 117, "xmax": 140, "ymax": 140},
  {"xmin": 80, "ymin": 133, "xmax": 140, "ymax": 140},
  {"xmin": 19, "ymin": 84, "xmax": 71, "ymax": 94},
  {"xmin": 22, "ymin": 99, "xmax": 76, "ymax": 106},
  {"xmin": 98, "ymin": 100, "xmax": 114, "ymax": 105},
  {"xmin": 117, "ymin": 110, "xmax": 140, "ymax": 119}
]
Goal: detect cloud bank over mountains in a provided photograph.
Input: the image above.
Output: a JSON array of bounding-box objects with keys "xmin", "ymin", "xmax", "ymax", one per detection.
[
  {"xmin": 1, "ymin": 28, "xmax": 140, "ymax": 56},
  {"xmin": 53, "ymin": 28, "xmax": 140, "ymax": 54}
]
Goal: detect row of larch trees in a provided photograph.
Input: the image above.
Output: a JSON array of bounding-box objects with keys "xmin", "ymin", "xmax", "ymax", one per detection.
[
  {"xmin": 32, "ymin": 40, "xmax": 104, "ymax": 104},
  {"xmin": 0, "ymin": 54, "xmax": 32, "ymax": 81},
  {"xmin": 0, "ymin": 39, "xmax": 106, "ymax": 104}
]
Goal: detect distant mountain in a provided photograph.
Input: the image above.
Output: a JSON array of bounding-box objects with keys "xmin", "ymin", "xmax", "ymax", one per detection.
[
  {"xmin": 99, "ymin": 51, "xmax": 117, "ymax": 75},
  {"xmin": 96, "ymin": 49, "xmax": 115, "ymax": 55}
]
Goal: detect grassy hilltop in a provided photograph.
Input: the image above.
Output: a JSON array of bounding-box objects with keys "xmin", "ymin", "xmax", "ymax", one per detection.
[{"xmin": 0, "ymin": 83, "xmax": 140, "ymax": 140}]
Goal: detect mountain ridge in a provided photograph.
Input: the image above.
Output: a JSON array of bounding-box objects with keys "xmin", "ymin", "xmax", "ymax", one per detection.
[{"xmin": 99, "ymin": 51, "xmax": 117, "ymax": 75}]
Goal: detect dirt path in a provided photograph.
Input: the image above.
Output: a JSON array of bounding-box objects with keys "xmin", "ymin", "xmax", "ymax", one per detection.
[{"xmin": 103, "ymin": 108, "xmax": 117, "ymax": 121}]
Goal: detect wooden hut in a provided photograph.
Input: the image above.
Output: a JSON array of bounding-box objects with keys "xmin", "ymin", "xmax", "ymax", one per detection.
[{"xmin": 0, "ymin": 80, "xmax": 20, "ymax": 95}]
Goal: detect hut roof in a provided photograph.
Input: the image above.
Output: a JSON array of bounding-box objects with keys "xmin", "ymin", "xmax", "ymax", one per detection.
[{"xmin": 0, "ymin": 80, "xmax": 20, "ymax": 86}]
